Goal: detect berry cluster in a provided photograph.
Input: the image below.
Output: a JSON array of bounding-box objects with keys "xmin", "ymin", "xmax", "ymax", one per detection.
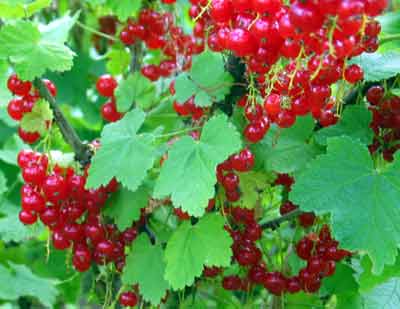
[
  {"xmin": 7, "ymin": 74, "xmax": 57, "ymax": 144},
  {"xmin": 188, "ymin": 0, "xmax": 387, "ymax": 141},
  {"xmin": 119, "ymin": 8, "xmax": 203, "ymax": 82},
  {"xmin": 367, "ymin": 85, "xmax": 400, "ymax": 161},
  {"xmin": 217, "ymin": 148, "xmax": 255, "ymax": 202},
  {"xmin": 96, "ymin": 74, "xmax": 124, "ymax": 122},
  {"xmin": 17, "ymin": 149, "xmax": 140, "ymax": 274},
  {"xmin": 223, "ymin": 211, "xmax": 350, "ymax": 296}
]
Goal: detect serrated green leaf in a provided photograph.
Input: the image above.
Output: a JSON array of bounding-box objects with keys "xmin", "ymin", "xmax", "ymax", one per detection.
[
  {"xmin": 164, "ymin": 213, "xmax": 233, "ymax": 290},
  {"xmin": 315, "ymin": 105, "xmax": 373, "ymax": 145},
  {"xmin": 122, "ymin": 234, "xmax": 169, "ymax": 305},
  {"xmin": 254, "ymin": 116, "xmax": 319, "ymax": 173},
  {"xmin": 290, "ymin": 137, "xmax": 400, "ymax": 274},
  {"xmin": 236, "ymin": 171, "xmax": 270, "ymax": 209},
  {"xmin": 20, "ymin": 99, "xmax": 53, "ymax": 134},
  {"xmin": 391, "ymin": 88, "xmax": 400, "ymax": 97},
  {"xmin": 86, "ymin": 109, "xmax": 157, "ymax": 192},
  {"xmin": 359, "ymin": 255, "xmax": 400, "ymax": 292},
  {"xmin": 0, "ymin": 262, "xmax": 58, "ymax": 307},
  {"xmin": 106, "ymin": 0, "xmax": 142, "ymax": 21},
  {"xmin": 174, "ymin": 73, "xmax": 197, "ymax": 103},
  {"xmin": 104, "ymin": 184, "xmax": 150, "ymax": 231},
  {"xmin": 350, "ymin": 51, "xmax": 400, "ymax": 82},
  {"xmin": 106, "ymin": 47, "xmax": 130, "ymax": 75},
  {"xmin": 0, "ymin": 0, "xmax": 51, "ymax": 19},
  {"xmin": 0, "ymin": 19, "xmax": 75, "ymax": 80},
  {"xmin": 39, "ymin": 12, "xmax": 80, "ymax": 43},
  {"xmin": 115, "ymin": 72, "xmax": 156, "ymax": 112},
  {"xmin": 154, "ymin": 115, "xmax": 241, "ymax": 217}
]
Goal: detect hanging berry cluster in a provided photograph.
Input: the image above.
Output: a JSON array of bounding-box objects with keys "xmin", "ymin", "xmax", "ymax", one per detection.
[
  {"xmin": 119, "ymin": 7, "xmax": 203, "ymax": 81},
  {"xmin": 367, "ymin": 85, "xmax": 400, "ymax": 162},
  {"xmin": 7, "ymin": 74, "xmax": 57, "ymax": 144},
  {"xmin": 187, "ymin": 0, "xmax": 387, "ymax": 142},
  {"xmin": 222, "ymin": 207, "xmax": 350, "ymax": 295},
  {"xmin": 17, "ymin": 149, "xmax": 142, "ymax": 275}
]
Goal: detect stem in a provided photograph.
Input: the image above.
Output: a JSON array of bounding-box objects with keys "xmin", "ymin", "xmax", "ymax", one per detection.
[
  {"xmin": 33, "ymin": 78, "xmax": 92, "ymax": 166},
  {"xmin": 260, "ymin": 209, "xmax": 302, "ymax": 230},
  {"xmin": 129, "ymin": 42, "xmax": 142, "ymax": 73},
  {"xmin": 75, "ymin": 20, "xmax": 117, "ymax": 42},
  {"xmin": 380, "ymin": 34, "xmax": 400, "ymax": 45},
  {"xmin": 154, "ymin": 126, "xmax": 202, "ymax": 139}
]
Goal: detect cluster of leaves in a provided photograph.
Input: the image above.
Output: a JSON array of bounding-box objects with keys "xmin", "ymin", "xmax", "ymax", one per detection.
[{"xmin": 0, "ymin": 1, "xmax": 400, "ymax": 308}]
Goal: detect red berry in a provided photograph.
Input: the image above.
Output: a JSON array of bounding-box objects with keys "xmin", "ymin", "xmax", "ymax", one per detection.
[
  {"xmin": 18, "ymin": 127, "xmax": 40, "ymax": 144},
  {"xmin": 119, "ymin": 291, "xmax": 138, "ymax": 307},
  {"xmin": 296, "ymin": 237, "xmax": 314, "ymax": 260},
  {"xmin": 222, "ymin": 275, "xmax": 242, "ymax": 290},
  {"xmin": 7, "ymin": 98, "xmax": 25, "ymax": 121},
  {"xmin": 299, "ymin": 212, "xmax": 316, "ymax": 228},
  {"xmin": 19, "ymin": 210, "xmax": 37, "ymax": 225},
  {"xmin": 96, "ymin": 75, "xmax": 117, "ymax": 97},
  {"xmin": 7, "ymin": 74, "xmax": 32, "ymax": 96},
  {"xmin": 344, "ymin": 64, "xmax": 364, "ymax": 84}
]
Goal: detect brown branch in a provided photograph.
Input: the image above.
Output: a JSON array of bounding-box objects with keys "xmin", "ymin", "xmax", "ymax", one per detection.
[
  {"xmin": 33, "ymin": 78, "xmax": 92, "ymax": 166},
  {"xmin": 261, "ymin": 209, "xmax": 303, "ymax": 230}
]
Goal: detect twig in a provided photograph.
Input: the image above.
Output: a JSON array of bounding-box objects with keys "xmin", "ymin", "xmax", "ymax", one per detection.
[
  {"xmin": 75, "ymin": 20, "xmax": 117, "ymax": 42},
  {"xmin": 129, "ymin": 42, "xmax": 142, "ymax": 73},
  {"xmin": 260, "ymin": 209, "xmax": 302, "ymax": 230},
  {"xmin": 33, "ymin": 78, "xmax": 92, "ymax": 166}
]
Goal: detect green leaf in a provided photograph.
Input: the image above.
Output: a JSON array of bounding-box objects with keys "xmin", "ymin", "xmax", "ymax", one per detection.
[
  {"xmin": 362, "ymin": 278, "xmax": 400, "ymax": 309},
  {"xmin": 0, "ymin": 170, "xmax": 6, "ymax": 197},
  {"xmin": 0, "ymin": 134, "xmax": 28, "ymax": 166},
  {"xmin": 164, "ymin": 213, "xmax": 233, "ymax": 290},
  {"xmin": 122, "ymin": 234, "xmax": 169, "ymax": 305},
  {"xmin": 174, "ymin": 51, "xmax": 233, "ymax": 107},
  {"xmin": 315, "ymin": 105, "xmax": 374, "ymax": 146},
  {"xmin": 0, "ymin": 0, "xmax": 51, "ymax": 19},
  {"xmin": 154, "ymin": 114, "xmax": 241, "ymax": 217},
  {"xmin": 290, "ymin": 136, "xmax": 400, "ymax": 274},
  {"xmin": 0, "ymin": 262, "xmax": 58, "ymax": 307},
  {"xmin": 236, "ymin": 171, "xmax": 270, "ymax": 209},
  {"xmin": 378, "ymin": 12, "xmax": 400, "ymax": 35},
  {"xmin": 254, "ymin": 116, "xmax": 318, "ymax": 173},
  {"xmin": 20, "ymin": 99, "xmax": 53, "ymax": 134},
  {"xmin": 323, "ymin": 264, "xmax": 359, "ymax": 295},
  {"xmin": 39, "ymin": 12, "xmax": 80, "ymax": 43},
  {"xmin": 359, "ymin": 255, "xmax": 400, "ymax": 292},
  {"xmin": 0, "ymin": 19, "xmax": 75, "ymax": 80},
  {"xmin": 104, "ymin": 184, "xmax": 150, "ymax": 231},
  {"xmin": 106, "ymin": 47, "xmax": 130, "ymax": 75},
  {"xmin": 115, "ymin": 72, "xmax": 156, "ymax": 112},
  {"xmin": 106, "ymin": 0, "xmax": 142, "ymax": 21},
  {"xmin": 86, "ymin": 109, "xmax": 157, "ymax": 192},
  {"xmin": 0, "ymin": 201, "xmax": 43, "ymax": 242},
  {"xmin": 350, "ymin": 51, "xmax": 400, "ymax": 82},
  {"xmin": 174, "ymin": 73, "xmax": 197, "ymax": 103}
]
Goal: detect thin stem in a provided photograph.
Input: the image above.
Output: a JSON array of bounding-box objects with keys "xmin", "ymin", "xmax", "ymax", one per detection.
[
  {"xmin": 75, "ymin": 20, "xmax": 117, "ymax": 42},
  {"xmin": 154, "ymin": 126, "xmax": 202, "ymax": 139},
  {"xmin": 260, "ymin": 209, "xmax": 302, "ymax": 230},
  {"xmin": 129, "ymin": 42, "xmax": 142, "ymax": 73},
  {"xmin": 380, "ymin": 34, "xmax": 400, "ymax": 45},
  {"xmin": 33, "ymin": 78, "xmax": 92, "ymax": 165}
]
